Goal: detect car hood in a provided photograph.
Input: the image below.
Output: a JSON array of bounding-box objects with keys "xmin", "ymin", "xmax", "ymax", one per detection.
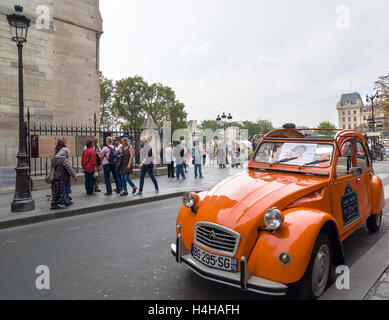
[{"xmin": 196, "ymin": 169, "xmax": 329, "ymax": 231}]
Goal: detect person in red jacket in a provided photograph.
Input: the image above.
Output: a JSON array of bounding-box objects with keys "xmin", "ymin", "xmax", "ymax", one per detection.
[{"xmin": 82, "ymin": 140, "xmax": 97, "ymax": 195}]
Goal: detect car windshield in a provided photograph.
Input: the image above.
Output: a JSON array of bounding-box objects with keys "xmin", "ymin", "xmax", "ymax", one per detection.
[{"xmin": 253, "ymin": 142, "xmax": 334, "ymax": 167}]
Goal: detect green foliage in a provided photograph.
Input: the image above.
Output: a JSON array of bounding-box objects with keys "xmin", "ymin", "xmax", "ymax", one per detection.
[
  {"xmin": 99, "ymin": 76, "xmax": 118, "ymax": 131},
  {"xmin": 101, "ymin": 75, "xmax": 188, "ymax": 135},
  {"xmin": 199, "ymin": 120, "xmax": 218, "ymax": 132},
  {"xmin": 239, "ymin": 120, "xmax": 274, "ymax": 140},
  {"xmin": 314, "ymin": 121, "xmax": 336, "ymax": 136}
]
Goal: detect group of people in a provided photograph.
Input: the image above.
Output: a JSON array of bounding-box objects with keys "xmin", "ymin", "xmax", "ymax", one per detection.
[{"xmin": 49, "ymin": 135, "xmax": 160, "ymax": 209}]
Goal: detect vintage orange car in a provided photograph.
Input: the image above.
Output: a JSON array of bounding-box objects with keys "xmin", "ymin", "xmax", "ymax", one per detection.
[{"xmin": 171, "ymin": 128, "xmax": 386, "ymax": 299}]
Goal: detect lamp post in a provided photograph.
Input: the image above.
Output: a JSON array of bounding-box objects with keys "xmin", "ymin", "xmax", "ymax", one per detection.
[
  {"xmin": 7, "ymin": 5, "xmax": 35, "ymax": 212},
  {"xmin": 366, "ymin": 91, "xmax": 380, "ymax": 133},
  {"xmin": 216, "ymin": 112, "xmax": 233, "ymax": 142}
]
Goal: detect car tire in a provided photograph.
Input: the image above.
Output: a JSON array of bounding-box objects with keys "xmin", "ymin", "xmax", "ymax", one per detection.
[
  {"xmin": 289, "ymin": 232, "xmax": 332, "ymax": 300},
  {"xmin": 366, "ymin": 211, "xmax": 382, "ymax": 233}
]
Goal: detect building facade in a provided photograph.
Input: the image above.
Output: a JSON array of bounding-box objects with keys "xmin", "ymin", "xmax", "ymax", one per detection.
[
  {"xmin": 336, "ymin": 92, "xmax": 385, "ymax": 133},
  {"xmin": 0, "ymin": 0, "xmax": 102, "ymax": 168}
]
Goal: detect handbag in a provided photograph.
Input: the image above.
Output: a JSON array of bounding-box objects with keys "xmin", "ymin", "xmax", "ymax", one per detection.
[
  {"xmin": 44, "ymin": 168, "xmax": 54, "ymax": 184},
  {"xmin": 93, "ymin": 171, "xmax": 99, "ymax": 179}
]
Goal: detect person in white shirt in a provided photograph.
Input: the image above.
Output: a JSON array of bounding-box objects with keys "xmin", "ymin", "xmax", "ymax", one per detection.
[
  {"xmin": 136, "ymin": 136, "xmax": 159, "ymax": 195},
  {"xmin": 164, "ymin": 143, "xmax": 175, "ymax": 178},
  {"xmin": 174, "ymin": 140, "xmax": 186, "ymax": 179}
]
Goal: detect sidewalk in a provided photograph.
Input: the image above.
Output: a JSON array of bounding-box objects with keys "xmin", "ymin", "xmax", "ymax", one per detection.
[{"xmin": 0, "ymin": 165, "xmax": 246, "ymax": 230}]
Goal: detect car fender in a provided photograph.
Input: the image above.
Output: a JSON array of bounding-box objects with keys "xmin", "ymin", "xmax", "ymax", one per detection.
[
  {"xmin": 371, "ymin": 175, "xmax": 385, "ymax": 214},
  {"xmin": 247, "ymin": 208, "xmax": 343, "ymax": 284}
]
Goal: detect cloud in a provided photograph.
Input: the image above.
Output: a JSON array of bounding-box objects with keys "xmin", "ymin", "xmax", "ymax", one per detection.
[{"xmin": 181, "ymin": 43, "xmax": 214, "ymax": 63}]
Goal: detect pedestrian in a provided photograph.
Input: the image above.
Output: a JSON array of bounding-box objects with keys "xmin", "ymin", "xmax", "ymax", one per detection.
[
  {"xmin": 82, "ymin": 140, "xmax": 97, "ymax": 195},
  {"xmin": 113, "ymin": 136, "xmax": 123, "ymax": 193},
  {"xmin": 202, "ymin": 145, "xmax": 206, "ymax": 166},
  {"xmin": 164, "ymin": 142, "xmax": 175, "ymax": 178},
  {"xmin": 55, "ymin": 143, "xmax": 73, "ymax": 199},
  {"xmin": 193, "ymin": 140, "xmax": 203, "ymax": 178},
  {"xmin": 119, "ymin": 138, "xmax": 137, "ymax": 196},
  {"xmin": 217, "ymin": 142, "xmax": 226, "ymax": 168},
  {"xmin": 101, "ymin": 136, "xmax": 122, "ymax": 195},
  {"xmin": 136, "ymin": 136, "xmax": 159, "ymax": 195},
  {"xmin": 50, "ymin": 140, "xmax": 77, "ymax": 209},
  {"xmin": 174, "ymin": 140, "xmax": 186, "ymax": 179}
]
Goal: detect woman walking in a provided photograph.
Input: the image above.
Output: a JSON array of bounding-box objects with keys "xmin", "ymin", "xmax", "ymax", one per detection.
[
  {"xmin": 50, "ymin": 140, "xmax": 77, "ymax": 209},
  {"xmin": 119, "ymin": 138, "xmax": 137, "ymax": 196},
  {"xmin": 136, "ymin": 136, "xmax": 159, "ymax": 195}
]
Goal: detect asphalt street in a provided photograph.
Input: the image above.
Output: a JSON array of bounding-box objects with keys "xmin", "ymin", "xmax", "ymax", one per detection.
[{"xmin": 0, "ymin": 164, "xmax": 388, "ymax": 300}]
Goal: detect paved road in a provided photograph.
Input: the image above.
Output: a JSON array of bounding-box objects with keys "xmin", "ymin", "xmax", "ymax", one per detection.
[{"xmin": 0, "ymin": 164, "xmax": 388, "ymax": 300}]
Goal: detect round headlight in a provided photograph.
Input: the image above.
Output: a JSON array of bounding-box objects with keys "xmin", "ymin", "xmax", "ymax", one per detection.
[
  {"xmin": 264, "ymin": 207, "xmax": 283, "ymax": 231},
  {"xmin": 182, "ymin": 192, "xmax": 195, "ymax": 208}
]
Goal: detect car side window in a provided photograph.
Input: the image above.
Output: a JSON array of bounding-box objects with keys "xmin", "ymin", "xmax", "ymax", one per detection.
[
  {"xmin": 336, "ymin": 140, "xmax": 353, "ymax": 177},
  {"xmin": 356, "ymin": 141, "xmax": 369, "ymax": 170}
]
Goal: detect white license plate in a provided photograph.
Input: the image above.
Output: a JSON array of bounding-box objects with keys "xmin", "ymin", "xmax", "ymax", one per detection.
[{"xmin": 191, "ymin": 244, "xmax": 238, "ymax": 272}]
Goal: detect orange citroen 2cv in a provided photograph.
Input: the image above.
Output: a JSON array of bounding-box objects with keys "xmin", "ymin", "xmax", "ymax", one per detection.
[{"xmin": 171, "ymin": 128, "xmax": 386, "ymax": 299}]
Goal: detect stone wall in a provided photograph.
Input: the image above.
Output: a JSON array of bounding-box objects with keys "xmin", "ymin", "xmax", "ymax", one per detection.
[{"xmin": 0, "ymin": 0, "xmax": 102, "ymax": 168}]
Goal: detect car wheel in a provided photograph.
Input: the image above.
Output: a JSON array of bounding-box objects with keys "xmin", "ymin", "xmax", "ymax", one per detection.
[
  {"xmin": 289, "ymin": 232, "xmax": 332, "ymax": 300},
  {"xmin": 366, "ymin": 211, "xmax": 382, "ymax": 233}
]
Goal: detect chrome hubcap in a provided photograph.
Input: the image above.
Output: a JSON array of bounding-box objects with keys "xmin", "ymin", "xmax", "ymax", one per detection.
[{"xmin": 312, "ymin": 244, "xmax": 330, "ymax": 297}]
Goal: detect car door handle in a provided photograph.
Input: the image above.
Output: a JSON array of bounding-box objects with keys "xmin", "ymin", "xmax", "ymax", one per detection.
[{"xmin": 356, "ymin": 177, "xmax": 361, "ymax": 182}]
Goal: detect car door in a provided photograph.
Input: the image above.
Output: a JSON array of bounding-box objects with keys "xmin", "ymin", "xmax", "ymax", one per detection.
[{"xmin": 331, "ymin": 138, "xmax": 363, "ymax": 237}]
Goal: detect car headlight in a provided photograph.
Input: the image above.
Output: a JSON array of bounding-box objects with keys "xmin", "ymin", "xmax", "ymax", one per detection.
[
  {"xmin": 264, "ymin": 207, "xmax": 283, "ymax": 231},
  {"xmin": 182, "ymin": 192, "xmax": 195, "ymax": 208}
]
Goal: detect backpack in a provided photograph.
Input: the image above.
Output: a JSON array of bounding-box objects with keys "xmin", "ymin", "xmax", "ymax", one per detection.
[{"xmin": 107, "ymin": 146, "xmax": 120, "ymax": 165}]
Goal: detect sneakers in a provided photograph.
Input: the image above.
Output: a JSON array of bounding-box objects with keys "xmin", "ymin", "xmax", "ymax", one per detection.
[
  {"xmin": 120, "ymin": 192, "xmax": 128, "ymax": 196},
  {"xmin": 132, "ymin": 187, "xmax": 137, "ymax": 195},
  {"xmin": 135, "ymin": 191, "xmax": 143, "ymax": 196},
  {"xmin": 155, "ymin": 189, "xmax": 159, "ymax": 193},
  {"xmin": 104, "ymin": 192, "xmax": 112, "ymax": 195}
]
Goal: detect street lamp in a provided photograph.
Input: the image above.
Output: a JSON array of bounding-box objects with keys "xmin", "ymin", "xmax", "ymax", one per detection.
[
  {"xmin": 7, "ymin": 5, "xmax": 35, "ymax": 212},
  {"xmin": 366, "ymin": 91, "xmax": 380, "ymax": 133}
]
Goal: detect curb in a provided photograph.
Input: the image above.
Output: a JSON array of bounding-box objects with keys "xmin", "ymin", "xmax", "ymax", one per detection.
[{"xmin": 0, "ymin": 191, "xmax": 185, "ymax": 231}]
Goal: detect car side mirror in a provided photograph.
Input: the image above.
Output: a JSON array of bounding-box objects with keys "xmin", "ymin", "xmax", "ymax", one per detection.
[{"xmin": 349, "ymin": 167, "xmax": 362, "ymax": 176}]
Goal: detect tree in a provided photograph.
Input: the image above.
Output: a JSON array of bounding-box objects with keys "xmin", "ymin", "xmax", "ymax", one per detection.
[
  {"xmin": 314, "ymin": 121, "xmax": 336, "ymax": 136},
  {"xmin": 99, "ymin": 76, "xmax": 118, "ymax": 131},
  {"xmin": 374, "ymin": 72, "xmax": 389, "ymax": 136},
  {"xmin": 113, "ymin": 76, "xmax": 148, "ymax": 135},
  {"xmin": 239, "ymin": 120, "xmax": 274, "ymax": 140},
  {"xmin": 199, "ymin": 120, "xmax": 218, "ymax": 132}
]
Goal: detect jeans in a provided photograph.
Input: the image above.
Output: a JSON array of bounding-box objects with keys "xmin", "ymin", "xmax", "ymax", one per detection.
[
  {"xmin": 84, "ymin": 172, "xmax": 94, "ymax": 195},
  {"xmin": 176, "ymin": 163, "xmax": 185, "ymax": 179},
  {"xmin": 167, "ymin": 162, "xmax": 175, "ymax": 178},
  {"xmin": 115, "ymin": 166, "xmax": 122, "ymax": 191},
  {"xmin": 121, "ymin": 173, "xmax": 136, "ymax": 192},
  {"xmin": 194, "ymin": 164, "xmax": 202, "ymax": 178},
  {"xmin": 103, "ymin": 164, "xmax": 121, "ymax": 193},
  {"xmin": 139, "ymin": 163, "xmax": 159, "ymax": 192}
]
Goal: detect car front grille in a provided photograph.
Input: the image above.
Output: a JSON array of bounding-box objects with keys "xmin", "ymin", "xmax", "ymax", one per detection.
[{"xmin": 194, "ymin": 222, "xmax": 240, "ymax": 256}]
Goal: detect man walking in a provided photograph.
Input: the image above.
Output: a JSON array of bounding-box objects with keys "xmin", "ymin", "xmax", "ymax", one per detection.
[
  {"xmin": 193, "ymin": 140, "xmax": 203, "ymax": 178},
  {"xmin": 174, "ymin": 140, "xmax": 186, "ymax": 179},
  {"xmin": 82, "ymin": 140, "xmax": 97, "ymax": 195},
  {"xmin": 164, "ymin": 142, "xmax": 175, "ymax": 178}
]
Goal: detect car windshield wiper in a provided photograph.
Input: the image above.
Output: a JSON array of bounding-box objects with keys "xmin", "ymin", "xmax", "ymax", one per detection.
[
  {"xmin": 298, "ymin": 159, "xmax": 329, "ymax": 169},
  {"xmin": 270, "ymin": 157, "xmax": 298, "ymax": 166}
]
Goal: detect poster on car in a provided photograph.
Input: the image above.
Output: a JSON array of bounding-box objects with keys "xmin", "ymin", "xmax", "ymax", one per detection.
[{"xmin": 278, "ymin": 143, "xmax": 317, "ymax": 165}]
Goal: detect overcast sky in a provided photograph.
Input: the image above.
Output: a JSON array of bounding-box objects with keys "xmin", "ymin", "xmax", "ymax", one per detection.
[{"xmin": 100, "ymin": 0, "xmax": 389, "ymax": 128}]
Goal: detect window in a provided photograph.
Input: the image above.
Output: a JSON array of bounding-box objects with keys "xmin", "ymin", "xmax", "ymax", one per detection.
[
  {"xmin": 354, "ymin": 110, "xmax": 357, "ymax": 114},
  {"xmin": 342, "ymin": 118, "xmax": 345, "ymax": 122},
  {"xmin": 337, "ymin": 140, "xmax": 353, "ymax": 177},
  {"xmin": 363, "ymin": 116, "xmax": 366, "ymax": 120},
  {"xmin": 348, "ymin": 125, "xmax": 351, "ymax": 129},
  {"xmin": 342, "ymin": 111, "xmax": 345, "ymax": 116},
  {"xmin": 348, "ymin": 117, "xmax": 351, "ymax": 122},
  {"xmin": 354, "ymin": 117, "xmax": 357, "ymax": 122},
  {"xmin": 343, "ymin": 125, "xmax": 346, "ymax": 129},
  {"xmin": 348, "ymin": 111, "xmax": 351, "ymax": 115},
  {"xmin": 356, "ymin": 141, "xmax": 369, "ymax": 169}
]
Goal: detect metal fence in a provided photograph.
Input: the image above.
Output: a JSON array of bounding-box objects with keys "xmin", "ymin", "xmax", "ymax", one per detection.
[{"xmin": 26, "ymin": 111, "xmax": 139, "ymax": 176}]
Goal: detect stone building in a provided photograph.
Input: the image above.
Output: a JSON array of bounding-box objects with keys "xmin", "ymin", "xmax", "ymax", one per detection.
[
  {"xmin": 336, "ymin": 92, "xmax": 385, "ymax": 133},
  {"xmin": 0, "ymin": 0, "xmax": 102, "ymax": 168}
]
